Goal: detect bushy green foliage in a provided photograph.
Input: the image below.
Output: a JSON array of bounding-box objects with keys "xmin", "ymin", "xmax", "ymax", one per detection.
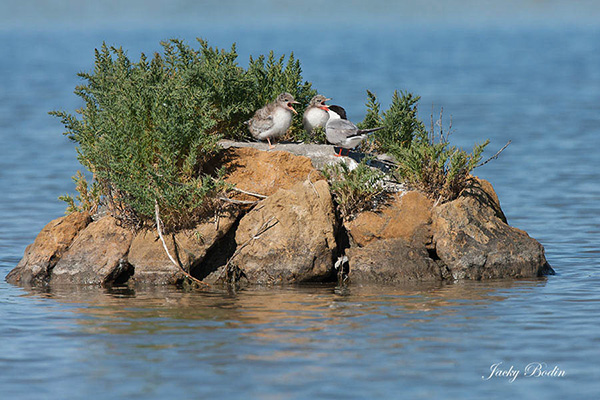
[
  {"xmin": 322, "ymin": 159, "xmax": 387, "ymax": 220},
  {"xmin": 391, "ymin": 116, "xmax": 490, "ymax": 202},
  {"xmin": 309, "ymin": 126, "xmax": 328, "ymax": 145},
  {"xmin": 51, "ymin": 38, "xmax": 316, "ymax": 229},
  {"xmin": 358, "ymin": 90, "xmax": 426, "ymax": 154},
  {"xmin": 332, "ymin": 90, "xmax": 491, "ymax": 205}
]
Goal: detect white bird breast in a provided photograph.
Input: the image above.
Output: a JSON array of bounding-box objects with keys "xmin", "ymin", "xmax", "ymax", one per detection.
[
  {"xmin": 258, "ymin": 107, "xmax": 293, "ymax": 140},
  {"xmin": 305, "ymin": 108, "xmax": 329, "ymax": 128}
]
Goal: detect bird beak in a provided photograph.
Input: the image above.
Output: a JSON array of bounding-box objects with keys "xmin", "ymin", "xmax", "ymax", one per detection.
[
  {"xmin": 320, "ymin": 98, "xmax": 331, "ymax": 110},
  {"xmin": 288, "ymin": 103, "xmax": 298, "ymax": 114}
]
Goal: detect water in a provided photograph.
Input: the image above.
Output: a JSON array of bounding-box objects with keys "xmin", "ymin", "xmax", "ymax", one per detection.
[{"xmin": 1, "ymin": 20, "xmax": 600, "ymax": 399}]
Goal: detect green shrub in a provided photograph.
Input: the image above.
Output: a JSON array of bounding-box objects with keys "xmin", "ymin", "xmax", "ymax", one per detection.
[
  {"xmin": 390, "ymin": 111, "xmax": 489, "ymax": 202},
  {"xmin": 358, "ymin": 90, "xmax": 426, "ymax": 154},
  {"xmin": 354, "ymin": 90, "xmax": 490, "ymax": 203},
  {"xmin": 322, "ymin": 159, "xmax": 387, "ymax": 220},
  {"xmin": 51, "ymin": 38, "xmax": 316, "ymax": 230}
]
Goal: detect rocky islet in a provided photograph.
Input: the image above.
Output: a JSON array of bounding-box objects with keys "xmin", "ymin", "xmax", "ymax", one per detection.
[{"xmin": 6, "ymin": 142, "xmax": 554, "ymax": 287}]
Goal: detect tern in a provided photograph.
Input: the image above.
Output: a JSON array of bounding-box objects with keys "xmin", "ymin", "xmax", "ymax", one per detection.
[
  {"xmin": 246, "ymin": 92, "xmax": 299, "ymax": 148},
  {"xmin": 302, "ymin": 94, "xmax": 331, "ymax": 136},
  {"xmin": 325, "ymin": 105, "xmax": 384, "ymax": 156}
]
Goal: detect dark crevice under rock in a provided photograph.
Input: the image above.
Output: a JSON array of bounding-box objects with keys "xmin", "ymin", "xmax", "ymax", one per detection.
[
  {"xmin": 190, "ymin": 217, "xmax": 241, "ymax": 281},
  {"xmin": 104, "ymin": 259, "xmax": 135, "ymax": 286},
  {"xmin": 334, "ymin": 223, "xmax": 351, "ymax": 282}
]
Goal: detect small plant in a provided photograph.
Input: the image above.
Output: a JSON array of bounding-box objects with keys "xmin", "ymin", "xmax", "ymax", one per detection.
[
  {"xmin": 391, "ymin": 109, "xmax": 489, "ymax": 202},
  {"xmin": 58, "ymin": 171, "xmax": 102, "ymax": 214},
  {"xmin": 338, "ymin": 91, "xmax": 494, "ymax": 205},
  {"xmin": 322, "ymin": 159, "xmax": 387, "ymax": 220},
  {"xmin": 51, "ymin": 38, "xmax": 316, "ymax": 230}
]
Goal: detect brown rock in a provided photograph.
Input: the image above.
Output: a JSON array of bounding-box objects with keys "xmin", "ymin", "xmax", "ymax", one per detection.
[
  {"xmin": 347, "ymin": 238, "xmax": 443, "ymax": 283},
  {"xmin": 50, "ymin": 216, "xmax": 134, "ymax": 285},
  {"xmin": 128, "ymin": 211, "xmax": 239, "ymax": 285},
  {"xmin": 463, "ymin": 177, "xmax": 507, "ymax": 223},
  {"xmin": 234, "ymin": 179, "xmax": 337, "ymax": 283},
  {"xmin": 432, "ymin": 187, "xmax": 552, "ymax": 279},
  {"xmin": 345, "ymin": 191, "xmax": 433, "ymax": 248},
  {"xmin": 219, "ymin": 147, "xmax": 324, "ymax": 200},
  {"xmin": 6, "ymin": 212, "xmax": 92, "ymax": 286}
]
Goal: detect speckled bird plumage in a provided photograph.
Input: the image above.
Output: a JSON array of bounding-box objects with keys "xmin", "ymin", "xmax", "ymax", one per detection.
[{"xmin": 246, "ymin": 92, "xmax": 299, "ymax": 147}]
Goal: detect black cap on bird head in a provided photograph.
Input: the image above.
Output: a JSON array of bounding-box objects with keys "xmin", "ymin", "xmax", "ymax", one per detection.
[{"xmin": 328, "ymin": 105, "xmax": 348, "ymax": 120}]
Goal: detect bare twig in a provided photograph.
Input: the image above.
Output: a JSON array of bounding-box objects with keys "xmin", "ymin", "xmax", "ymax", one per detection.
[
  {"xmin": 437, "ymin": 107, "xmax": 444, "ymax": 141},
  {"xmin": 307, "ymin": 170, "xmax": 320, "ymax": 198},
  {"xmin": 476, "ymin": 140, "xmax": 512, "ymax": 168},
  {"xmin": 229, "ymin": 187, "xmax": 267, "ymax": 199},
  {"xmin": 154, "ymin": 200, "xmax": 210, "ymax": 287},
  {"xmin": 430, "ymin": 103, "xmax": 435, "ymax": 143},
  {"xmin": 218, "ymin": 197, "xmax": 259, "ymax": 205},
  {"xmin": 214, "ymin": 205, "xmax": 221, "ymax": 231}
]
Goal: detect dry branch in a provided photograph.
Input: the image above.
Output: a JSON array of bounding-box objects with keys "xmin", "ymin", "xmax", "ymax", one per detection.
[
  {"xmin": 154, "ymin": 200, "xmax": 210, "ymax": 287},
  {"xmin": 476, "ymin": 140, "xmax": 511, "ymax": 168}
]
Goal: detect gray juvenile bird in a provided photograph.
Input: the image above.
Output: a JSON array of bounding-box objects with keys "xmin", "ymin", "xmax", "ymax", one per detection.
[
  {"xmin": 325, "ymin": 105, "xmax": 383, "ymax": 156},
  {"xmin": 302, "ymin": 94, "xmax": 331, "ymax": 135},
  {"xmin": 246, "ymin": 92, "xmax": 299, "ymax": 148}
]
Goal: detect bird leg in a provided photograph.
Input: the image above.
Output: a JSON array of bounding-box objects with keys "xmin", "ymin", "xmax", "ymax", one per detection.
[
  {"xmin": 334, "ymin": 147, "xmax": 344, "ymax": 157},
  {"xmin": 267, "ymin": 137, "xmax": 275, "ymax": 149}
]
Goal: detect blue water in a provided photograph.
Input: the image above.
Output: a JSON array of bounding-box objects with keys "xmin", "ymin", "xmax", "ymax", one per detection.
[{"xmin": 1, "ymin": 19, "xmax": 600, "ymax": 400}]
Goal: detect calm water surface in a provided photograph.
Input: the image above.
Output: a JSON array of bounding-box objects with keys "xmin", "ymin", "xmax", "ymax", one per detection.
[{"xmin": 1, "ymin": 24, "xmax": 599, "ymax": 399}]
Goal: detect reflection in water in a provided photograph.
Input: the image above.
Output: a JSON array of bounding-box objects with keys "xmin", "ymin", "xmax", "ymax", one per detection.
[
  {"xmin": 24, "ymin": 279, "xmax": 546, "ymax": 338},
  {"xmin": 12, "ymin": 279, "xmax": 561, "ymax": 400}
]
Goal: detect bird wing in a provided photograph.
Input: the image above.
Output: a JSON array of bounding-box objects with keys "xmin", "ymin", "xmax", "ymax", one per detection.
[
  {"xmin": 247, "ymin": 104, "xmax": 275, "ymax": 136},
  {"xmin": 326, "ymin": 119, "xmax": 359, "ymax": 145}
]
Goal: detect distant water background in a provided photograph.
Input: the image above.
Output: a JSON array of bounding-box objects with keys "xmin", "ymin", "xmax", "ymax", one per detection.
[{"xmin": 1, "ymin": 1, "xmax": 600, "ymax": 398}]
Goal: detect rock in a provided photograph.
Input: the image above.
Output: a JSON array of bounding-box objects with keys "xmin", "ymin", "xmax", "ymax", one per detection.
[
  {"xmin": 6, "ymin": 212, "xmax": 92, "ymax": 286},
  {"xmin": 218, "ymin": 146, "xmax": 325, "ymax": 201},
  {"xmin": 464, "ymin": 177, "xmax": 507, "ymax": 223},
  {"xmin": 233, "ymin": 179, "xmax": 337, "ymax": 283},
  {"xmin": 128, "ymin": 210, "xmax": 239, "ymax": 285},
  {"xmin": 345, "ymin": 191, "xmax": 433, "ymax": 248},
  {"xmin": 50, "ymin": 216, "xmax": 134, "ymax": 285},
  {"xmin": 347, "ymin": 238, "xmax": 444, "ymax": 283},
  {"xmin": 218, "ymin": 139, "xmax": 395, "ymax": 173},
  {"xmin": 6, "ymin": 144, "xmax": 554, "ymax": 288},
  {"xmin": 432, "ymin": 184, "xmax": 553, "ymax": 279},
  {"xmin": 219, "ymin": 139, "xmax": 343, "ymax": 171},
  {"xmin": 344, "ymin": 191, "xmax": 444, "ymax": 283}
]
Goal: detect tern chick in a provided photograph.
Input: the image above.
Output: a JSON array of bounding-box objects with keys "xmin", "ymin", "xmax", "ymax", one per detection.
[
  {"xmin": 246, "ymin": 92, "xmax": 299, "ymax": 148},
  {"xmin": 302, "ymin": 94, "xmax": 331, "ymax": 135}
]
